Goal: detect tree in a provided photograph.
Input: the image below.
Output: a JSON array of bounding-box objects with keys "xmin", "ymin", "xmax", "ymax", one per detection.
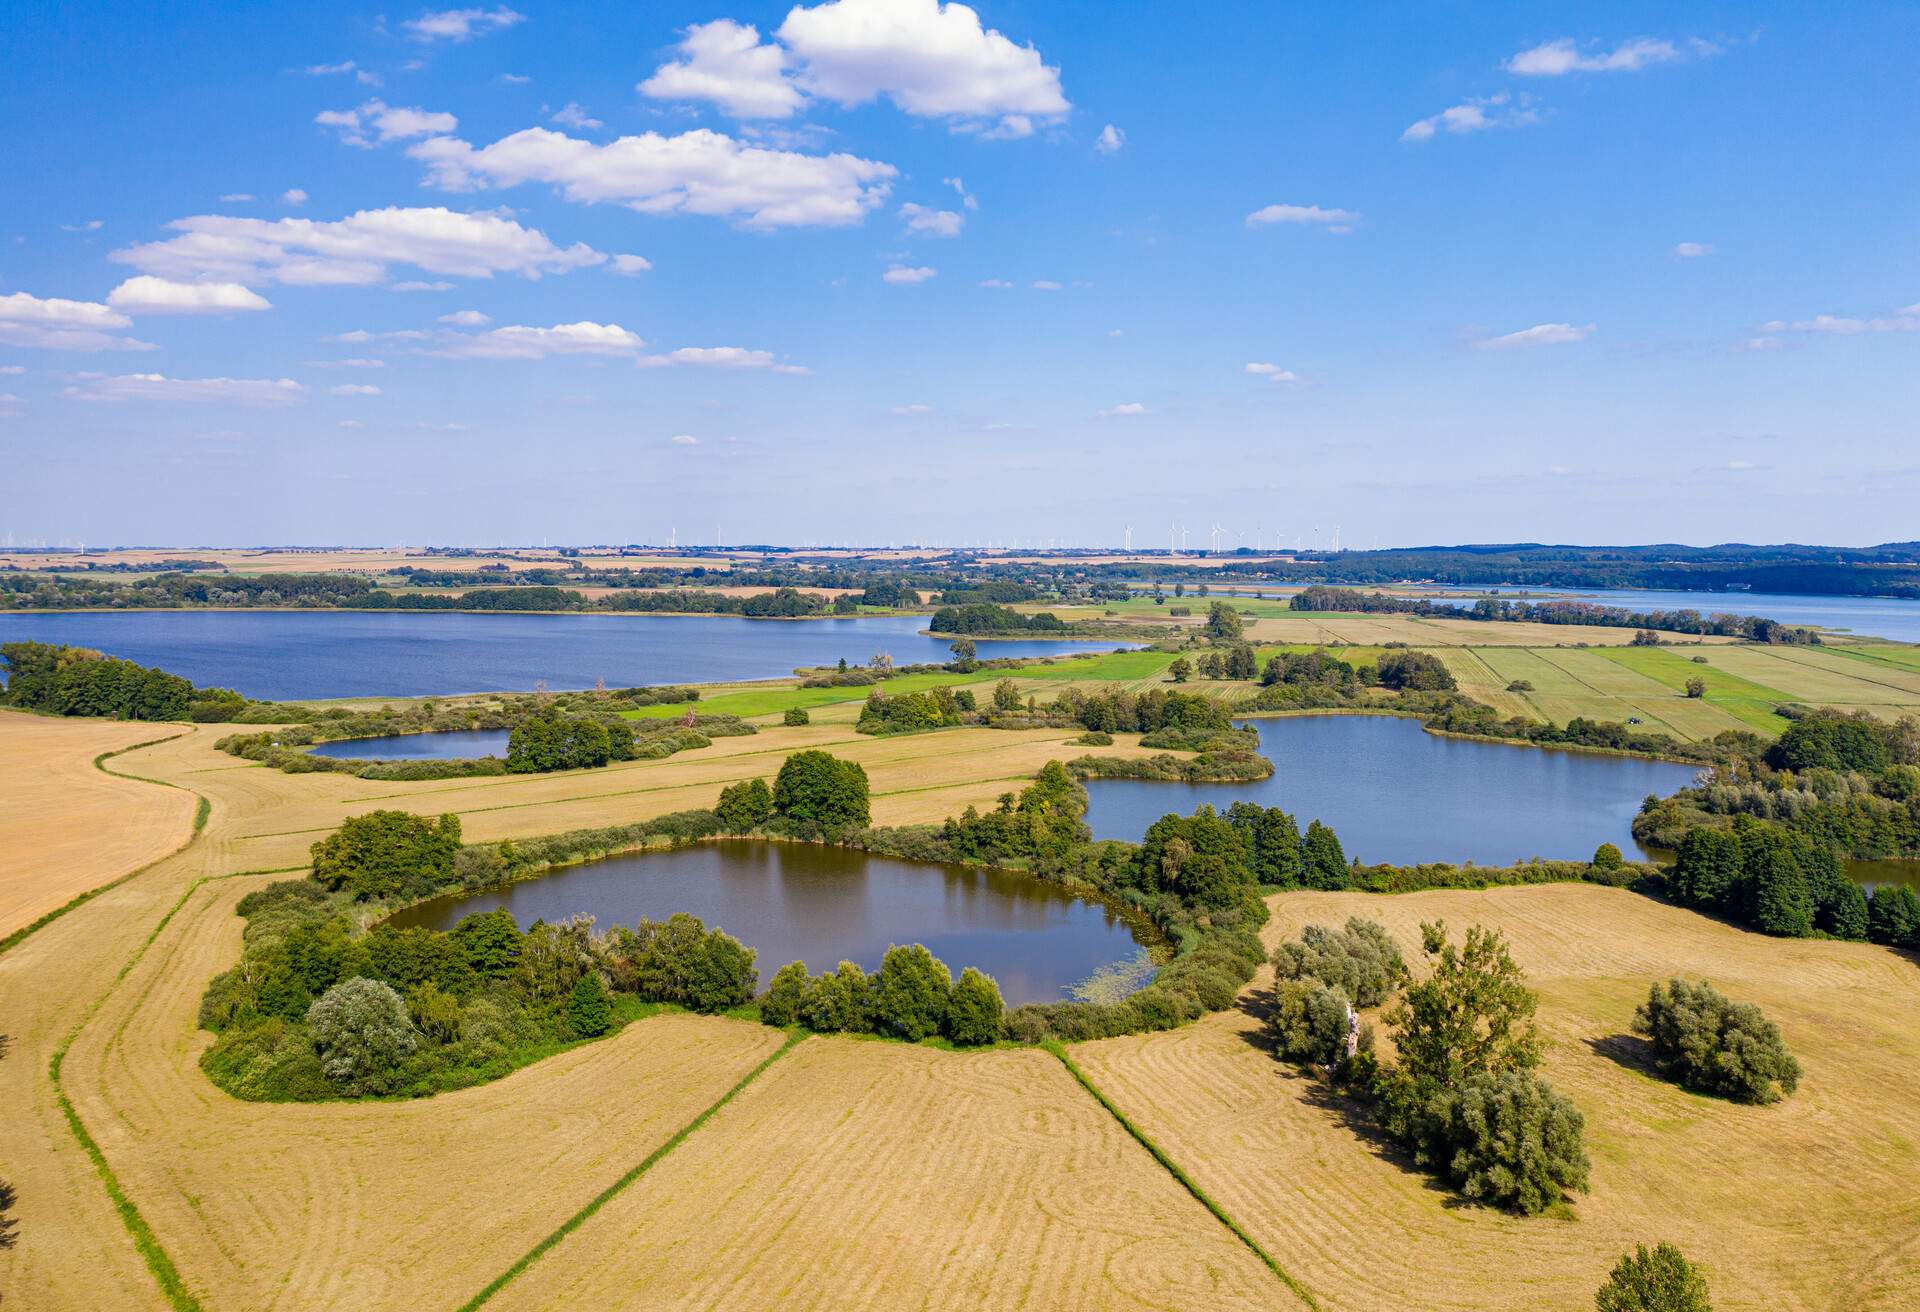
[
  {"xmin": 1592, "ymin": 843, "xmax": 1624, "ymax": 871},
  {"xmin": 1766, "ymin": 714, "xmax": 1891, "ymax": 773},
  {"xmin": 1669, "ymin": 828, "xmax": 1740, "ymax": 909},
  {"xmin": 1868, "ymin": 884, "xmax": 1920, "ymax": 946},
  {"xmin": 1684, "ymin": 677, "xmax": 1707, "ymax": 699},
  {"xmin": 451, "ymin": 908, "xmax": 522, "ymax": 978},
  {"xmin": 760, "ymin": 961, "xmax": 812, "ymax": 1027},
  {"xmin": 873, "ymin": 944, "xmax": 951, "ymax": 1041},
  {"xmin": 1595, "ymin": 1243, "xmax": 1712, "ymax": 1312},
  {"xmin": 1441, "ymin": 1069, "xmax": 1590, "ymax": 1215},
  {"xmin": 802, "ymin": 961, "xmax": 874, "ymax": 1032},
  {"xmin": 1272, "ymin": 918, "xmax": 1406, "ymax": 1007},
  {"xmin": 1300, "ymin": 820, "xmax": 1348, "ymax": 889},
  {"xmin": 1748, "ymin": 840, "xmax": 1813, "ymax": 937},
  {"xmin": 946, "ymin": 967, "xmax": 1005, "ymax": 1045},
  {"xmin": 992, "ymin": 679, "xmax": 1022, "ymax": 712},
  {"xmin": 1271, "ymin": 978, "xmax": 1354, "ymax": 1067},
  {"xmin": 1385, "ymin": 922, "xmax": 1542, "ymax": 1095},
  {"xmin": 949, "ymin": 638, "xmax": 979, "ymax": 672},
  {"xmin": 1168, "ymin": 658, "xmax": 1192, "ymax": 683},
  {"xmin": 310, "ymin": 810, "xmax": 462, "ymax": 902},
  {"xmin": 507, "ymin": 708, "xmax": 613, "ymax": 773},
  {"xmin": 307, "ymin": 977, "xmax": 417, "ymax": 1095},
  {"xmin": 772, "ymin": 750, "xmax": 871, "ymax": 828},
  {"xmin": 1633, "ymin": 978, "xmax": 1800, "ymax": 1104},
  {"xmin": 568, "ymin": 972, "xmax": 612, "ymax": 1037},
  {"xmin": 1204, "ymin": 600, "xmax": 1244, "ymax": 640},
  {"xmin": 1375, "ymin": 649, "xmax": 1458, "ymax": 692},
  {"xmin": 715, "ymin": 776, "xmax": 775, "ymax": 830},
  {"xmin": 783, "ymin": 705, "xmax": 810, "ymax": 726}
]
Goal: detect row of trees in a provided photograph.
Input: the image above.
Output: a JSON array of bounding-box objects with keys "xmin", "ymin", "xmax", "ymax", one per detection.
[
  {"xmin": 1288, "ymin": 584, "xmax": 1821, "ymax": 644},
  {"xmin": 760, "ymin": 947, "xmax": 1005, "ymax": 1044},
  {"xmin": 1665, "ymin": 816, "xmax": 1920, "ymax": 943},
  {"xmin": 1, "ymin": 640, "xmax": 217, "ymax": 720},
  {"xmin": 927, "ymin": 603, "xmax": 1070, "ymax": 633}
]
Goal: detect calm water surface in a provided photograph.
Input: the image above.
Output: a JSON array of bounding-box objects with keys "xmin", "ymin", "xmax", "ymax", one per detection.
[
  {"xmin": 387, "ymin": 840, "xmax": 1147, "ymax": 1005},
  {"xmin": 1083, "ymin": 715, "xmax": 1702, "ymax": 864},
  {"xmin": 309, "ymin": 729, "xmax": 510, "ymax": 760},
  {"xmin": 0, "ymin": 611, "xmax": 1120, "ymax": 700}
]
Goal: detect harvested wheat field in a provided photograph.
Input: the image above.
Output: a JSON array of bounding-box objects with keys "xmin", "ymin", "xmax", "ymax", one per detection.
[
  {"xmin": 484, "ymin": 1035, "xmax": 1285, "ymax": 1312},
  {"xmin": 0, "ymin": 710, "xmax": 196, "ymax": 939},
  {"xmin": 1072, "ymin": 884, "xmax": 1920, "ymax": 1312}
]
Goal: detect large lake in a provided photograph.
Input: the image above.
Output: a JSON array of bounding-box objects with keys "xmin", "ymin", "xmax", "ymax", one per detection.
[
  {"xmin": 386, "ymin": 840, "xmax": 1148, "ymax": 1005},
  {"xmin": 1083, "ymin": 715, "xmax": 1702, "ymax": 864},
  {"xmin": 0, "ymin": 612, "xmax": 1119, "ymax": 700}
]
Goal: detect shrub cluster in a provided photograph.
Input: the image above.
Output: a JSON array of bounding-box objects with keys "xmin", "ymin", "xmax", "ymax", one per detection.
[
  {"xmin": 507, "ymin": 707, "xmax": 638, "ymax": 771},
  {"xmin": 201, "ymin": 885, "xmax": 756, "ymax": 1101},
  {"xmin": 760, "ymin": 946, "xmax": 1006, "ymax": 1045},
  {"xmin": 1269, "ymin": 918, "xmax": 1405, "ymax": 1069},
  {"xmin": 854, "ymin": 685, "xmax": 973, "ymax": 734},
  {"xmin": 1632, "ymin": 978, "xmax": 1801, "ymax": 1104}
]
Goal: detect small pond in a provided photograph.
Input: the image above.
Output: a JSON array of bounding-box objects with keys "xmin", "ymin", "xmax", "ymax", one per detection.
[
  {"xmin": 308, "ymin": 729, "xmax": 510, "ymax": 760},
  {"xmin": 1083, "ymin": 715, "xmax": 1704, "ymax": 865},
  {"xmin": 386, "ymin": 839, "xmax": 1151, "ymax": 1006}
]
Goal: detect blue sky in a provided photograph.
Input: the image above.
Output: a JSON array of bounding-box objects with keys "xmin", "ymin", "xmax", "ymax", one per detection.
[{"xmin": 2, "ymin": 1, "xmax": 1915, "ymax": 549}]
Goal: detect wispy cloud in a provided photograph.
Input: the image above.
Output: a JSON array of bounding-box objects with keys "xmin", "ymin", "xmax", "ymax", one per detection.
[
  {"xmin": 1472, "ymin": 322, "xmax": 1595, "ymax": 350},
  {"xmin": 1097, "ymin": 402, "xmax": 1147, "ymax": 418},
  {"xmin": 1506, "ymin": 36, "xmax": 1714, "ymax": 77},
  {"xmin": 1246, "ymin": 203, "xmax": 1358, "ymax": 231},
  {"xmin": 883, "ymin": 264, "xmax": 937, "ymax": 284},
  {"xmin": 1402, "ymin": 92, "xmax": 1539, "ymax": 142},
  {"xmin": 405, "ymin": 7, "xmax": 525, "ymax": 43}
]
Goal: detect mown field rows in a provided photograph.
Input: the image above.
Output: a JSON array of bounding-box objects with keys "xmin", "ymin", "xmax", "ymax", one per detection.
[
  {"xmin": 0, "ymin": 711, "xmax": 199, "ymax": 940},
  {"xmin": 1072, "ymin": 885, "xmax": 1920, "ymax": 1312},
  {"xmin": 484, "ymin": 1037, "xmax": 1286, "ymax": 1312}
]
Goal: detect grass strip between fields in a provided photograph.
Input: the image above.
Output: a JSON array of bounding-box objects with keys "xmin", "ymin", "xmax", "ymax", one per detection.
[
  {"xmin": 47, "ymin": 867, "xmax": 299, "ymax": 1312},
  {"xmin": 456, "ymin": 1030, "xmax": 808, "ymax": 1311},
  {"xmin": 1045, "ymin": 1042, "xmax": 1321, "ymax": 1311}
]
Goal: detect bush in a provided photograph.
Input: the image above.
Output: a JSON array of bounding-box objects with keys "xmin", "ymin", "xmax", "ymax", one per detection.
[
  {"xmin": 1272, "ymin": 917, "xmax": 1406, "ymax": 1007},
  {"xmin": 1632, "ymin": 978, "xmax": 1800, "ymax": 1104},
  {"xmin": 760, "ymin": 961, "xmax": 812, "ymax": 1027},
  {"xmin": 1270, "ymin": 978, "xmax": 1355, "ymax": 1067},
  {"xmin": 783, "ymin": 706, "xmax": 810, "ymax": 726},
  {"xmin": 310, "ymin": 810, "xmax": 462, "ymax": 902},
  {"xmin": 1071, "ymin": 730, "xmax": 1114, "ymax": 746},
  {"xmin": 1437, "ymin": 1069, "xmax": 1590, "ymax": 1215},
  {"xmin": 773, "ymin": 750, "xmax": 871, "ymax": 828},
  {"xmin": 568, "ymin": 973, "xmax": 612, "ymax": 1038},
  {"xmin": 306, "ymin": 977, "xmax": 418, "ymax": 1096},
  {"xmin": 715, "ymin": 777, "xmax": 775, "ymax": 830},
  {"xmin": 873, "ymin": 944, "xmax": 952, "ymax": 1041},
  {"xmin": 613, "ymin": 913, "xmax": 757, "ymax": 1013},
  {"xmin": 1376, "ymin": 649, "xmax": 1457, "ymax": 692},
  {"xmin": 1592, "ymin": 842, "xmax": 1624, "ymax": 871},
  {"xmin": 1595, "ymin": 1243, "xmax": 1713, "ymax": 1312},
  {"xmin": 802, "ymin": 961, "xmax": 874, "ymax": 1032},
  {"xmin": 946, "ymin": 967, "xmax": 1005, "ymax": 1045}
]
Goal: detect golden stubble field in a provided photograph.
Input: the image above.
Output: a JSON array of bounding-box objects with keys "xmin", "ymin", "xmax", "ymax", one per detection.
[
  {"xmin": 0, "ymin": 711, "xmax": 197, "ymax": 939},
  {"xmin": 7, "ymin": 719, "xmax": 1919, "ymax": 1311},
  {"xmin": 1073, "ymin": 885, "xmax": 1920, "ymax": 1312}
]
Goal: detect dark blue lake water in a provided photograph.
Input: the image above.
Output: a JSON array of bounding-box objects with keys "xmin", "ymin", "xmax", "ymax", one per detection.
[
  {"xmin": 309, "ymin": 729, "xmax": 510, "ymax": 760},
  {"xmin": 386, "ymin": 840, "xmax": 1148, "ymax": 1006},
  {"xmin": 0, "ymin": 612, "xmax": 1120, "ymax": 700},
  {"xmin": 1083, "ymin": 715, "xmax": 1702, "ymax": 865}
]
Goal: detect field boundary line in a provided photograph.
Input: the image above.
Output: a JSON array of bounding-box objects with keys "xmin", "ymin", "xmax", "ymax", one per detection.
[
  {"xmin": 0, "ymin": 730, "xmax": 198, "ymax": 958},
  {"xmin": 47, "ymin": 867, "xmax": 283, "ymax": 1312},
  {"xmin": 1045, "ymin": 1042, "xmax": 1321, "ymax": 1310},
  {"xmin": 455, "ymin": 1029, "xmax": 807, "ymax": 1311}
]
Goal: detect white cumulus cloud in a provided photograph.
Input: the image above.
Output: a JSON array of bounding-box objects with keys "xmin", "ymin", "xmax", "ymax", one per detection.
[
  {"xmin": 883, "ymin": 264, "xmax": 936, "ymax": 284},
  {"xmin": 891, "ymin": 403, "xmax": 933, "ymax": 414},
  {"xmin": 1472, "ymin": 322, "xmax": 1595, "ymax": 350},
  {"xmin": 779, "ymin": 0, "xmax": 1068, "ymax": 129},
  {"xmin": 1756, "ymin": 304, "xmax": 1920, "ymax": 336},
  {"xmin": 112, "ymin": 206, "xmax": 604, "ymax": 286},
  {"xmin": 610, "ymin": 254, "xmax": 653, "ymax": 275},
  {"xmin": 1244, "ymin": 362, "xmax": 1298, "ymax": 382},
  {"xmin": 433, "ymin": 321, "xmax": 645, "ymax": 359},
  {"xmin": 1095, "ymin": 123, "xmax": 1125, "ymax": 154},
  {"xmin": 438, "ymin": 308, "xmax": 492, "ymax": 325},
  {"xmin": 329, "ymin": 383, "xmax": 383, "ymax": 396},
  {"xmin": 900, "ymin": 202, "xmax": 963, "ymax": 237},
  {"xmin": 637, "ymin": 346, "xmax": 809, "ymax": 373},
  {"xmin": 0, "ymin": 291, "xmax": 155, "ymax": 351},
  {"xmin": 408, "ymin": 127, "xmax": 896, "ymax": 229},
  {"xmin": 1246, "ymin": 203, "xmax": 1359, "ymax": 229},
  {"xmin": 405, "ymin": 6, "xmax": 524, "ymax": 42},
  {"xmin": 282, "ymin": 188, "xmax": 309, "ymax": 206},
  {"xmin": 640, "ymin": 20, "xmax": 804, "ymax": 119},
  {"xmin": 1507, "ymin": 37, "xmax": 1693, "ymax": 76},
  {"xmin": 549, "ymin": 102, "xmax": 603, "ymax": 130},
  {"xmin": 1097, "ymin": 402, "xmax": 1147, "ymax": 417},
  {"xmin": 107, "ymin": 277, "xmax": 272, "ymax": 315},
  {"xmin": 65, "ymin": 373, "xmax": 306, "ymax": 405},
  {"xmin": 317, "ymin": 99, "xmax": 459, "ymax": 148},
  {"xmin": 670, "ymin": 433, "xmax": 701, "ymax": 445},
  {"xmin": 1401, "ymin": 92, "xmax": 1539, "ymax": 143},
  {"xmin": 1673, "ymin": 242, "xmax": 1713, "ymax": 258}
]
